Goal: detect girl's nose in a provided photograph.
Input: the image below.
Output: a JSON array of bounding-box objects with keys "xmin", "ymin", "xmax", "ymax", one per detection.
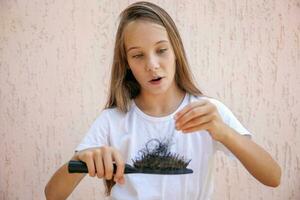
[{"xmin": 145, "ymin": 55, "xmax": 159, "ymax": 71}]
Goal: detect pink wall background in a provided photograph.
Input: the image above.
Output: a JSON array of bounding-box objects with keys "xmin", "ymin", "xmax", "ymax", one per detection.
[{"xmin": 1, "ymin": 0, "xmax": 299, "ymax": 199}]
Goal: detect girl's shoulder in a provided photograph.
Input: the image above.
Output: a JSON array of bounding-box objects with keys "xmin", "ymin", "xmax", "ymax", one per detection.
[
  {"xmin": 189, "ymin": 94, "xmax": 232, "ymax": 116},
  {"xmin": 101, "ymin": 106, "xmax": 126, "ymax": 118},
  {"xmin": 190, "ymin": 94, "xmax": 223, "ymax": 105}
]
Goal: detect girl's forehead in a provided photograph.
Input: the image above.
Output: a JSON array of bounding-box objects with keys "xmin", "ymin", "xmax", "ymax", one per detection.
[{"xmin": 123, "ymin": 20, "xmax": 170, "ymax": 50}]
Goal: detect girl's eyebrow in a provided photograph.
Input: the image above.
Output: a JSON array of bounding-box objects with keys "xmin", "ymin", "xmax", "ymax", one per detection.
[{"xmin": 126, "ymin": 40, "xmax": 168, "ymax": 53}]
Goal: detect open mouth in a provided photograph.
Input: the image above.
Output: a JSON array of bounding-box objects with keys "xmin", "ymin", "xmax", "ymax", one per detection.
[
  {"xmin": 150, "ymin": 77, "xmax": 162, "ymax": 82},
  {"xmin": 149, "ymin": 77, "xmax": 164, "ymax": 84}
]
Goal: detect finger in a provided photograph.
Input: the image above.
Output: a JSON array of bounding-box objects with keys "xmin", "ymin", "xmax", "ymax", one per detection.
[
  {"xmin": 83, "ymin": 153, "xmax": 96, "ymax": 177},
  {"xmin": 117, "ymin": 176, "xmax": 125, "ymax": 184},
  {"xmin": 182, "ymin": 121, "xmax": 210, "ymax": 133},
  {"xmin": 94, "ymin": 150, "xmax": 104, "ymax": 178},
  {"xmin": 175, "ymin": 100, "xmax": 207, "ymax": 120},
  {"xmin": 176, "ymin": 104, "xmax": 211, "ymax": 129},
  {"xmin": 112, "ymin": 150, "xmax": 125, "ymax": 183},
  {"xmin": 103, "ymin": 148, "xmax": 114, "ymax": 180},
  {"xmin": 180, "ymin": 114, "xmax": 212, "ymax": 131},
  {"xmin": 176, "ymin": 106, "xmax": 206, "ymax": 127}
]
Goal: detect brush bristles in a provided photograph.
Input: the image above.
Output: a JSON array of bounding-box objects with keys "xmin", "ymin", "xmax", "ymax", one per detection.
[{"xmin": 132, "ymin": 138, "xmax": 191, "ymax": 170}]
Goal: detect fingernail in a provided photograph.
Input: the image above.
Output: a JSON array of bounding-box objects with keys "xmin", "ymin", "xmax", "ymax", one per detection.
[{"xmin": 118, "ymin": 177, "xmax": 125, "ymax": 184}]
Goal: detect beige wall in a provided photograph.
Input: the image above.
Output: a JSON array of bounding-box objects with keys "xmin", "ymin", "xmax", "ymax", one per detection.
[{"xmin": 1, "ymin": 0, "xmax": 299, "ymax": 199}]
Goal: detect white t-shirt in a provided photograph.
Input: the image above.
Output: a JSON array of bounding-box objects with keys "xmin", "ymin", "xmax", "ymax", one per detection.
[{"xmin": 75, "ymin": 93, "xmax": 252, "ymax": 200}]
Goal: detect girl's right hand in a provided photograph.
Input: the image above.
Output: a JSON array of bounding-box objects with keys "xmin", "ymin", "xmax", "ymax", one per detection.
[{"xmin": 74, "ymin": 146, "xmax": 125, "ymax": 184}]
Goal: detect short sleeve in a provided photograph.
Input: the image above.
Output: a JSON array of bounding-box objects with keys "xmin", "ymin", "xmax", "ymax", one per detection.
[
  {"xmin": 205, "ymin": 98, "xmax": 253, "ymax": 158},
  {"xmin": 75, "ymin": 110, "xmax": 110, "ymax": 152}
]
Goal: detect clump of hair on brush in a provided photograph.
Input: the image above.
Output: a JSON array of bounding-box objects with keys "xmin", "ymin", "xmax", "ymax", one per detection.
[{"xmin": 132, "ymin": 138, "xmax": 191, "ymax": 170}]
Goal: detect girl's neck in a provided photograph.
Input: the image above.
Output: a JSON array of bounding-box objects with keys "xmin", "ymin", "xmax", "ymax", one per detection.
[{"xmin": 134, "ymin": 86, "xmax": 186, "ymax": 117}]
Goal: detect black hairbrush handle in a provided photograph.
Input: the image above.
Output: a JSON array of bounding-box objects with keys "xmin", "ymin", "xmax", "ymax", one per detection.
[
  {"xmin": 68, "ymin": 160, "xmax": 193, "ymax": 175},
  {"xmin": 68, "ymin": 160, "xmax": 138, "ymax": 174}
]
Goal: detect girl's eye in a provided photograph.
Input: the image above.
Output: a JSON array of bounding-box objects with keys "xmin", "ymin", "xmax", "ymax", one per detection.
[
  {"xmin": 132, "ymin": 54, "xmax": 143, "ymax": 59},
  {"xmin": 158, "ymin": 48, "xmax": 168, "ymax": 54}
]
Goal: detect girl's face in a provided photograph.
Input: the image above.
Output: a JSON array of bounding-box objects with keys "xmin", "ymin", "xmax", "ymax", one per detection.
[{"xmin": 124, "ymin": 20, "xmax": 177, "ymax": 96}]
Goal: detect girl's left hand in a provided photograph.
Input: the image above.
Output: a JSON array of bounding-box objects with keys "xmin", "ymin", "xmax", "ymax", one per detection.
[{"xmin": 174, "ymin": 99, "xmax": 227, "ymax": 142}]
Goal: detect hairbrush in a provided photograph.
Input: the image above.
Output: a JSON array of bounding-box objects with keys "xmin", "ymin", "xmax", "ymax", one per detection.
[{"xmin": 68, "ymin": 138, "xmax": 193, "ymax": 175}]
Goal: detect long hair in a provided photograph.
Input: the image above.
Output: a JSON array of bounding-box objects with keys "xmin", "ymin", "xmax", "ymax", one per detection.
[
  {"xmin": 103, "ymin": 1, "xmax": 203, "ymax": 195},
  {"xmin": 105, "ymin": 1, "xmax": 202, "ymax": 113}
]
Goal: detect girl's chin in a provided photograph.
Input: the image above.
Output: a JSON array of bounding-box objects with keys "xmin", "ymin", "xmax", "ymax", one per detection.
[{"xmin": 142, "ymin": 85, "xmax": 173, "ymax": 95}]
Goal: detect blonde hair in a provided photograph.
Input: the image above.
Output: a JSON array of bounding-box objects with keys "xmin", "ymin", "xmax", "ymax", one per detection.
[
  {"xmin": 103, "ymin": 1, "xmax": 203, "ymax": 195},
  {"xmin": 105, "ymin": 1, "xmax": 202, "ymax": 113}
]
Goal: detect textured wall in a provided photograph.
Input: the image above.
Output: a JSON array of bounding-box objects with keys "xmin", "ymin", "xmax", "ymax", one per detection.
[{"xmin": 0, "ymin": 0, "xmax": 299, "ymax": 199}]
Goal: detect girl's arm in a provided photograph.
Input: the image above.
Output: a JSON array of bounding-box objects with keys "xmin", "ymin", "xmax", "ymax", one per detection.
[
  {"xmin": 45, "ymin": 146, "xmax": 125, "ymax": 200},
  {"xmin": 44, "ymin": 155, "xmax": 86, "ymax": 200},
  {"xmin": 175, "ymin": 99, "xmax": 281, "ymax": 187},
  {"xmin": 215, "ymin": 124, "xmax": 281, "ymax": 187}
]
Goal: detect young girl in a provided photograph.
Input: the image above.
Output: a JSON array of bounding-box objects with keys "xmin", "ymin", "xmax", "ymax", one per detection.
[{"xmin": 45, "ymin": 1, "xmax": 281, "ymax": 200}]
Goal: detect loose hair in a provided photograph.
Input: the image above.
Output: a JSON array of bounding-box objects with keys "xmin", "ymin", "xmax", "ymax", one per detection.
[{"xmin": 103, "ymin": 1, "xmax": 203, "ymax": 195}]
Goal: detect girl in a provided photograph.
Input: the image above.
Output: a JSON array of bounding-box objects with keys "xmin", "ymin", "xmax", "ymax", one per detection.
[{"xmin": 45, "ymin": 1, "xmax": 281, "ymax": 200}]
